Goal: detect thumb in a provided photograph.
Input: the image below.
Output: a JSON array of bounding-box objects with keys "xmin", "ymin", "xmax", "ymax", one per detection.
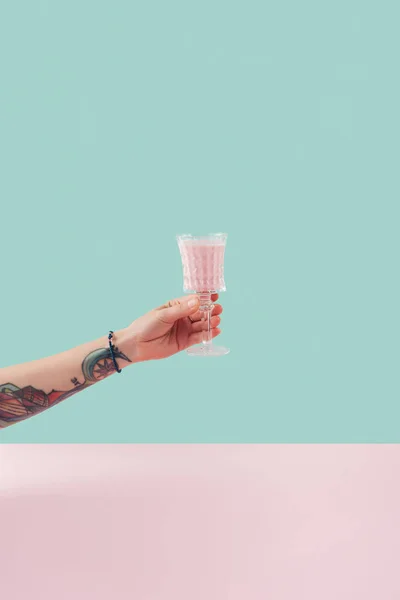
[{"xmin": 158, "ymin": 295, "xmax": 200, "ymax": 324}]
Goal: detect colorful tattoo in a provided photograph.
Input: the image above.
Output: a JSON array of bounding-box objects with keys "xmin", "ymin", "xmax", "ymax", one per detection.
[{"xmin": 0, "ymin": 346, "xmax": 131, "ymax": 428}]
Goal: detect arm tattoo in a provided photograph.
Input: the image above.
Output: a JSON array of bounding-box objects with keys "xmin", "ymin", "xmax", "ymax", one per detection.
[{"xmin": 0, "ymin": 346, "xmax": 131, "ymax": 428}]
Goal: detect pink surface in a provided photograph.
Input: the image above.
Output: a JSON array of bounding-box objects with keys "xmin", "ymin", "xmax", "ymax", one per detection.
[{"xmin": 1, "ymin": 444, "xmax": 400, "ymax": 599}]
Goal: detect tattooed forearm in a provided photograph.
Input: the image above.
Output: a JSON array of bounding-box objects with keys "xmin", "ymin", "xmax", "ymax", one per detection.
[{"xmin": 0, "ymin": 345, "xmax": 131, "ymax": 428}]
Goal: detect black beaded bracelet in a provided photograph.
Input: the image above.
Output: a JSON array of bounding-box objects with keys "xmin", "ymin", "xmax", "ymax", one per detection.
[{"xmin": 108, "ymin": 331, "xmax": 122, "ymax": 373}]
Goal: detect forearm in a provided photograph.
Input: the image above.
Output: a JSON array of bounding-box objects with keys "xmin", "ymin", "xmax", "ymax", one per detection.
[{"xmin": 0, "ymin": 328, "xmax": 135, "ymax": 428}]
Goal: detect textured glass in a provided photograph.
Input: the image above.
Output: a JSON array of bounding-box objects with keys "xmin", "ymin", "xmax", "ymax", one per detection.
[
  {"xmin": 177, "ymin": 233, "xmax": 227, "ymax": 293},
  {"xmin": 176, "ymin": 233, "xmax": 230, "ymax": 356}
]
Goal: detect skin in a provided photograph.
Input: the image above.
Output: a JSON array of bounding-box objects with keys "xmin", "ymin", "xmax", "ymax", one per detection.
[
  {"xmin": 126, "ymin": 293, "xmax": 222, "ymax": 361},
  {"xmin": 0, "ymin": 294, "xmax": 222, "ymax": 428}
]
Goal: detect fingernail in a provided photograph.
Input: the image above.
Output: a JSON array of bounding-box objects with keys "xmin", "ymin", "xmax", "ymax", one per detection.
[{"xmin": 188, "ymin": 298, "xmax": 198, "ymax": 308}]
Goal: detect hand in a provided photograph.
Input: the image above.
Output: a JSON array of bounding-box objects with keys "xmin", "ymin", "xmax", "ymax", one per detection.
[{"xmin": 120, "ymin": 294, "xmax": 223, "ymax": 362}]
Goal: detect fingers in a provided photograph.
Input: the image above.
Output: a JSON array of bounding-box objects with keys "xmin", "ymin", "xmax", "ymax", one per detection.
[
  {"xmin": 190, "ymin": 315, "xmax": 221, "ymax": 333},
  {"xmin": 156, "ymin": 295, "xmax": 200, "ymax": 324},
  {"xmin": 156, "ymin": 294, "xmax": 222, "ymax": 325},
  {"xmin": 156, "ymin": 295, "xmax": 197, "ymax": 311},
  {"xmin": 190, "ymin": 303, "xmax": 223, "ymax": 323},
  {"xmin": 188, "ymin": 328, "xmax": 221, "ymax": 347}
]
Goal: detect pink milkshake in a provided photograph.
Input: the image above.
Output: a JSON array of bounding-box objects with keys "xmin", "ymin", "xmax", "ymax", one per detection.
[{"xmin": 177, "ymin": 234, "xmax": 227, "ymax": 292}]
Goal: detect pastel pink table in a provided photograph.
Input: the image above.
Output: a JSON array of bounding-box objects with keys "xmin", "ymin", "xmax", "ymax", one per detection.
[{"xmin": 1, "ymin": 445, "xmax": 399, "ymax": 599}]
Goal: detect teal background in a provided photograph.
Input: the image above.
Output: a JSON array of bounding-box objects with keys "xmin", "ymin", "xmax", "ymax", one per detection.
[{"xmin": 1, "ymin": 0, "xmax": 399, "ymax": 442}]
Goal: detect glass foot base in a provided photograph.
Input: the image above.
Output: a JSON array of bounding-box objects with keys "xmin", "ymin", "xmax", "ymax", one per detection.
[{"xmin": 187, "ymin": 344, "xmax": 230, "ymax": 357}]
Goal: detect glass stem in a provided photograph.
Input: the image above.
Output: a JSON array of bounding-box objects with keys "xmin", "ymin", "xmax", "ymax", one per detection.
[{"xmin": 199, "ymin": 292, "xmax": 213, "ymax": 346}]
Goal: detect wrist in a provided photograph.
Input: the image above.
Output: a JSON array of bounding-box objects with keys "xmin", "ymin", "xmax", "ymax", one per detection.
[{"xmin": 113, "ymin": 328, "xmax": 141, "ymax": 366}]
